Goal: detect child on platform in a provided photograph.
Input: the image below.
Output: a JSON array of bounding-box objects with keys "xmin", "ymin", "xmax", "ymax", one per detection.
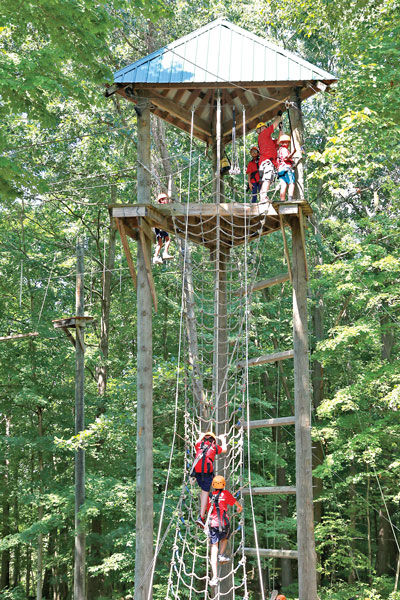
[
  {"xmin": 276, "ymin": 133, "xmax": 297, "ymax": 202},
  {"xmin": 153, "ymin": 192, "xmax": 173, "ymax": 264},
  {"xmin": 206, "ymin": 475, "xmax": 243, "ymax": 587},
  {"xmin": 192, "ymin": 431, "xmax": 227, "ymax": 529},
  {"xmin": 246, "ymin": 146, "xmax": 261, "ymax": 203}
]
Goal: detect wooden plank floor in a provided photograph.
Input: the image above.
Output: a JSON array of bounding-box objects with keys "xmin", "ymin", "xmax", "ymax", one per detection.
[{"xmin": 110, "ymin": 201, "xmax": 312, "ymax": 249}]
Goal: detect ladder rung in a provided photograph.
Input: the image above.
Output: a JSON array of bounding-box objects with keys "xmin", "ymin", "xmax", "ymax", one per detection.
[
  {"xmin": 240, "ymin": 416, "xmax": 296, "ymax": 430},
  {"xmin": 245, "ymin": 548, "xmax": 298, "ymax": 560},
  {"xmin": 235, "ymin": 273, "xmax": 290, "ymax": 296},
  {"xmin": 237, "ymin": 349, "xmax": 294, "ymax": 369},
  {"xmin": 241, "ymin": 486, "xmax": 296, "ymax": 496}
]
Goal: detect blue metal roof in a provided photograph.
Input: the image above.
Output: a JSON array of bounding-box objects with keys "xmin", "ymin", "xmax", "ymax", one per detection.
[{"xmin": 114, "ymin": 18, "xmax": 336, "ymax": 85}]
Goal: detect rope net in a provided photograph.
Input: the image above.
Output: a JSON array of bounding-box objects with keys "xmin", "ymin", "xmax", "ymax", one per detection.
[{"xmin": 159, "ymin": 194, "xmax": 270, "ymax": 599}]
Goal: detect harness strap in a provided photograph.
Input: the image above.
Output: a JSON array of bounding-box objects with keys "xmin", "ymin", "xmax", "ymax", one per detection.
[
  {"xmin": 214, "ymin": 490, "xmax": 228, "ymax": 533},
  {"xmin": 200, "ymin": 440, "xmax": 214, "ymax": 474}
]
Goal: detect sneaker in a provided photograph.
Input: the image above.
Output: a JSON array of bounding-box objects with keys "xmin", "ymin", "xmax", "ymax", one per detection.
[
  {"xmin": 153, "ymin": 256, "xmax": 163, "ymax": 265},
  {"xmin": 218, "ymin": 554, "xmax": 231, "ymax": 563},
  {"xmin": 162, "ymin": 253, "xmax": 173, "ymax": 260},
  {"xmin": 209, "ymin": 577, "xmax": 219, "ymax": 587},
  {"xmin": 195, "ymin": 515, "xmax": 205, "ymax": 529}
]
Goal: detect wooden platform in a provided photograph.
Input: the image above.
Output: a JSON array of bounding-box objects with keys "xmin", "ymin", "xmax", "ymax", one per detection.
[{"xmin": 110, "ymin": 200, "xmax": 312, "ymax": 250}]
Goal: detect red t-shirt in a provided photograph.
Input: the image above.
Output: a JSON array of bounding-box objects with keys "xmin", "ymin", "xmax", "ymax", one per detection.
[
  {"xmin": 207, "ymin": 490, "xmax": 236, "ymax": 528},
  {"xmin": 277, "ymin": 145, "xmax": 293, "ymax": 170},
  {"xmin": 194, "ymin": 441, "xmax": 222, "ymax": 474},
  {"xmin": 246, "ymin": 159, "xmax": 260, "ymax": 183},
  {"xmin": 258, "ymin": 124, "xmax": 278, "ymax": 164}
]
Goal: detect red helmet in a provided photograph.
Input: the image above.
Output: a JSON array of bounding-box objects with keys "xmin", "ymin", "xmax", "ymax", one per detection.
[
  {"xmin": 157, "ymin": 192, "xmax": 169, "ymax": 202},
  {"xmin": 276, "ymin": 595, "xmax": 287, "ymax": 600},
  {"xmin": 250, "ymin": 146, "xmax": 259, "ymax": 153}
]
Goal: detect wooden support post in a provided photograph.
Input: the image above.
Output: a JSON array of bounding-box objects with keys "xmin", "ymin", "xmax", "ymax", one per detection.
[
  {"xmin": 289, "ymin": 89, "xmax": 305, "ymax": 201},
  {"xmin": 291, "ymin": 217, "xmax": 318, "ymax": 600},
  {"xmin": 135, "ymin": 93, "xmax": 153, "ymax": 600},
  {"xmin": 74, "ymin": 238, "xmax": 86, "ymax": 600},
  {"xmin": 279, "ymin": 215, "xmax": 292, "ymax": 282},
  {"xmin": 298, "ymin": 208, "xmax": 309, "ymax": 281}
]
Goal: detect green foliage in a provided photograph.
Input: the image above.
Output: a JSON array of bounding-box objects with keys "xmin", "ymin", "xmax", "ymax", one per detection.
[{"xmin": 0, "ymin": 0, "xmax": 399, "ymax": 598}]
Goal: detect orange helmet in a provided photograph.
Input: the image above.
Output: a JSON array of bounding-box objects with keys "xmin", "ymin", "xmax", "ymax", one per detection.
[
  {"xmin": 212, "ymin": 475, "xmax": 226, "ymax": 489},
  {"xmin": 276, "ymin": 595, "xmax": 286, "ymax": 600},
  {"xmin": 256, "ymin": 122, "xmax": 266, "ymax": 131},
  {"xmin": 201, "ymin": 431, "xmax": 216, "ymax": 441}
]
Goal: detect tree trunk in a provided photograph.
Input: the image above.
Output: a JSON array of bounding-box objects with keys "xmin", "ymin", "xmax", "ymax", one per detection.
[
  {"xmin": 42, "ymin": 531, "xmax": 56, "ymax": 599},
  {"xmin": 96, "ymin": 192, "xmax": 117, "ymax": 397},
  {"xmin": 13, "ymin": 489, "xmax": 21, "ymax": 587},
  {"xmin": 88, "ymin": 189, "xmax": 117, "ymax": 600},
  {"xmin": 347, "ymin": 461, "xmax": 357, "ymax": 583},
  {"xmin": 36, "ymin": 408, "xmax": 44, "ymax": 600},
  {"xmin": 376, "ymin": 506, "xmax": 396, "ymax": 575},
  {"xmin": 25, "ymin": 548, "xmax": 32, "ymax": 597},
  {"xmin": 1, "ymin": 415, "xmax": 11, "ymax": 590}
]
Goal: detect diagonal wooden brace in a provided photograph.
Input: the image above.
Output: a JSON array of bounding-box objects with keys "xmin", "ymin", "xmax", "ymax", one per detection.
[
  {"xmin": 138, "ymin": 226, "xmax": 158, "ymax": 313},
  {"xmin": 115, "ymin": 217, "xmax": 137, "ymax": 289}
]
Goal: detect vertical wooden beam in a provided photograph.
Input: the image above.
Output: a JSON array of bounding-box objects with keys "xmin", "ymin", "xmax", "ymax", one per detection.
[
  {"xmin": 279, "ymin": 215, "xmax": 292, "ymax": 282},
  {"xmin": 74, "ymin": 238, "xmax": 86, "ymax": 600},
  {"xmin": 289, "ymin": 89, "xmax": 305, "ymax": 201},
  {"xmin": 135, "ymin": 93, "xmax": 153, "ymax": 600},
  {"xmin": 291, "ymin": 217, "xmax": 318, "ymax": 600}
]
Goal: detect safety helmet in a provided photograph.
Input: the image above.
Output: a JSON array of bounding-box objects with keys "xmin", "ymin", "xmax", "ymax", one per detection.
[
  {"xmin": 212, "ymin": 475, "xmax": 226, "ymax": 489},
  {"xmin": 157, "ymin": 192, "xmax": 169, "ymax": 202},
  {"xmin": 201, "ymin": 431, "xmax": 216, "ymax": 441},
  {"xmin": 250, "ymin": 146, "xmax": 259, "ymax": 153},
  {"xmin": 278, "ymin": 134, "xmax": 291, "ymax": 144},
  {"xmin": 276, "ymin": 595, "xmax": 286, "ymax": 600},
  {"xmin": 256, "ymin": 122, "xmax": 266, "ymax": 131}
]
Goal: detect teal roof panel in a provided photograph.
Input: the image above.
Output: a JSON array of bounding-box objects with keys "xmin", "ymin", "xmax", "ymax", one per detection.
[{"xmin": 114, "ymin": 18, "xmax": 336, "ymax": 85}]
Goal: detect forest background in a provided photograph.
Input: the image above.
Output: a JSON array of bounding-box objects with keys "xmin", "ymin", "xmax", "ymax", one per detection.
[{"xmin": 0, "ymin": 0, "xmax": 399, "ymax": 599}]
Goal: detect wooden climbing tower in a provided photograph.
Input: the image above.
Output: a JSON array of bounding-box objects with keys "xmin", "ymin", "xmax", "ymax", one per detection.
[{"xmin": 106, "ymin": 17, "xmax": 337, "ymax": 600}]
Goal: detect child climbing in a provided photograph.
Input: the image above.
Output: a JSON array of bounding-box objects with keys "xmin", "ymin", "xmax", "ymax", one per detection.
[
  {"xmin": 206, "ymin": 475, "xmax": 243, "ymax": 587},
  {"xmin": 192, "ymin": 431, "xmax": 227, "ymax": 529},
  {"xmin": 256, "ymin": 112, "xmax": 282, "ymax": 203},
  {"xmin": 153, "ymin": 192, "xmax": 173, "ymax": 265},
  {"xmin": 246, "ymin": 146, "xmax": 261, "ymax": 203},
  {"xmin": 276, "ymin": 133, "xmax": 298, "ymax": 202}
]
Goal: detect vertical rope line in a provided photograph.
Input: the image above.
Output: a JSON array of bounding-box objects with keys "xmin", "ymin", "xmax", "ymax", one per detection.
[
  {"xmin": 187, "ymin": 109, "xmax": 195, "ymax": 204},
  {"xmin": 244, "ymin": 189, "xmax": 266, "ymax": 600},
  {"xmin": 242, "ymin": 107, "xmax": 247, "ymax": 204},
  {"xmin": 214, "ymin": 91, "xmax": 221, "ymax": 437},
  {"xmin": 38, "ymin": 254, "xmax": 57, "ymax": 324},
  {"xmin": 19, "ymin": 261, "xmax": 23, "ymax": 308}
]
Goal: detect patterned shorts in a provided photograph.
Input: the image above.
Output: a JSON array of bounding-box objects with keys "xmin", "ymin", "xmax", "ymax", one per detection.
[{"xmin": 259, "ymin": 159, "xmax": 276, "ymax": 182}]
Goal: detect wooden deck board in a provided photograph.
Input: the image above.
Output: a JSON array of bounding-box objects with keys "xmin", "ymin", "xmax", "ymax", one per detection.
[{"xmin": 110, "ymin": 201, "xmax": 311, "ymax": 249}]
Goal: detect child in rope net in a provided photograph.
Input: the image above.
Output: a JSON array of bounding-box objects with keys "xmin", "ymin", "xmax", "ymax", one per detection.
[
  {"xmin": 191, "ymin": 431, "xmax": 227, "ymax": 529},
  {"xmin": 153, "ymin": 192, "xmax": 173, "ymax": 265},
  {"xmin": 276, "ymin": 133, "xmax": 298, "ymax": 202},
  {"xmin": 246, "ymin": 146, "xmax": 261, "ymax": 203},
  {"xmin": 206, "ymin": 475, "xmax": 243, "ymax": 587}
]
